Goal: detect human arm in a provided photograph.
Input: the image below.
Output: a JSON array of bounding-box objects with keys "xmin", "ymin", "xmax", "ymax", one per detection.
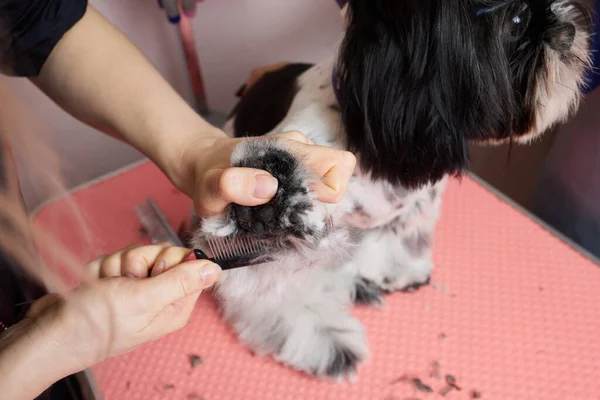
[
  {"xmin": 30, "ymin": 3, "xmax": 355, "ymax": 216},
  {"xmin": 0, "ymin": 243, "xmax": 220, "ymax": 400},
  {"xmin": 30, "ymin": 4, "xmax": 220, "ymax": 194}
]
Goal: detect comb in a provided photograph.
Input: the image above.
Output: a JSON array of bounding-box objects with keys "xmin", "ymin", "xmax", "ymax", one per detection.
[
  {"xmin": 194, "ymin": 235, "xmax": 278, "ymax": 270},
  {"xmin": 134, "ymin": 197, "xmax": 280, "ymax": 271}
]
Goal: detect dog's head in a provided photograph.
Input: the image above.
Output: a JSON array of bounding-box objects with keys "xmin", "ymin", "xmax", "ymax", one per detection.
[{"xmin": 336, "ymin": 0, "xmax": 592, "ymax": 189}]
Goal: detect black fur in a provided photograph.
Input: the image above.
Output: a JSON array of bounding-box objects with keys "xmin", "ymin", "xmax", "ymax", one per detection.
[
  {"xmin": 230, "ymin": 63, "xmax": 313, "ymax": 138},
  {"xmin": 229, "ymin": 141, "xmax": 315, "ymax": 238},
  {"xmin": 400, "ymin": 276, "xmax": 431, "ymax": 293},
  {"xmin": 337, "ymin": 0, "xmax": 591, "ymax": 189},
  {"xmin": 325, "ymin": 346, "xmax": 361, "ymax": 377},
  {"xmin": 353, "ymin": 277, "xmax": 383, "ymax": 305}
]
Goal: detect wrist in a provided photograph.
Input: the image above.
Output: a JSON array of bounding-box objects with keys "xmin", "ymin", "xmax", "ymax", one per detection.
[
  {"xmin": 0, "ymin": 317, "xmax": 83, "ymax": 399},
  {"xmin": 162, "ymin": 125, "xmax": 229, "ymax": 196}
]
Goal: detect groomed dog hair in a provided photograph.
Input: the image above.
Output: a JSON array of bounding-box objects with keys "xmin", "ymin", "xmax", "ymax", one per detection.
[
  {"xmin": 190, "ymin": 0, "xmax": 593, "ymax": 380},
  {"xmin": 337, "ymin": 0, "xmax": 591, "ymax": 189}
]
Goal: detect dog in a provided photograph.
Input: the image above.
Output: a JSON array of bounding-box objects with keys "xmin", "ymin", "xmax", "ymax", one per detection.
[{"xmin": 189, "ymin": 0, "xmax": 592, "ymax": 379}]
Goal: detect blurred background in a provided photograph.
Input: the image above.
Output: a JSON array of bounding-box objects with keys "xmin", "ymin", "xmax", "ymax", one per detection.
[{"xmin": 1, "ymin": 0, "xmax": 597, "ymax": 260}]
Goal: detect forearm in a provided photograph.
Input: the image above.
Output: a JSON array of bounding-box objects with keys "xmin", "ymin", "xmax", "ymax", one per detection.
[
  {"xmin": 0, "ymin": 318, "xmax": 82, "ymax": 400},
  {"xmin": 31, "ymin": 4, "xmax": 224, "ymax": 190}
]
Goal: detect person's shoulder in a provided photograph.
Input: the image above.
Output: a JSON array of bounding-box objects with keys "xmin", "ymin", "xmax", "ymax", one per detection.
[{"xmin": 0, "ymin": 0, "xmax": 88, "ymax": 77}]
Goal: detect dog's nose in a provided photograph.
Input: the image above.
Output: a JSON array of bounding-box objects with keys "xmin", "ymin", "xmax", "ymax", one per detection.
[{"xmin": 548, "ymin": 22, "xmax": 576, "ymax": 52}]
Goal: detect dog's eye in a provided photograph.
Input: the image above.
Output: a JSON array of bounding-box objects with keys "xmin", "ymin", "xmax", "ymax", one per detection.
[{"xmin": 506, "ymin": 6, "xmax": 531, "ymax": 39}]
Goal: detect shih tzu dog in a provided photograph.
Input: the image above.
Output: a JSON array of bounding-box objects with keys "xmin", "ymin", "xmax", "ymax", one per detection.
[{"xmin": 189, "ymin": 0, "xmax": 592, "ymax": 379}]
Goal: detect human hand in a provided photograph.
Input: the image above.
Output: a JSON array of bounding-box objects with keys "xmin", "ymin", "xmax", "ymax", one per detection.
[
  {"xmin": 24, "ymin": 243, "xmax": 221, "ymax": 374},
  {"xmin": 176, "ymin": 130, "xmax": 357, "ymax": 218},
  {"xmin": 161, "ymin": 61, "xmax": 356, "ymax": 218}
]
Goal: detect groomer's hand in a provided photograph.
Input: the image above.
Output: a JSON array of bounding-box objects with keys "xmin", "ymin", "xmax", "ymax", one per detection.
[
  {"xmin": 23, "ymin": 243, "xmax": 221, "ymax": 376},
  {"xmin": 178, "ymin": 130, "xmax": 356, "ymax": 218},
  {"xmin": 161, "ymin": 62, "xmax": 355, "ymax": 219}
]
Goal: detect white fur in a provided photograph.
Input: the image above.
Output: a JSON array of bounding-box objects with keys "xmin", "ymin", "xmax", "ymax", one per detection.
[
  {"xmin": 195, "ymin": 6, "xmax": 588, "ymax": 377},
  {"xmin": 195, "ymin": 55, "xmax": 442, "ymax": 379}
]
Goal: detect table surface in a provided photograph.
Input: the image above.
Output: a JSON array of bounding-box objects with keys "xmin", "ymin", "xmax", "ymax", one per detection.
[{"xmin": 33, "ymin": 161, "xmax": 600, "ymax": 400}]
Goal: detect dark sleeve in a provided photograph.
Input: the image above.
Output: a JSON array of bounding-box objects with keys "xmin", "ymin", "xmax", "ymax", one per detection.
[{"xmin": 0, "ymin": 0, "xmax": 88, "ymax": 77}]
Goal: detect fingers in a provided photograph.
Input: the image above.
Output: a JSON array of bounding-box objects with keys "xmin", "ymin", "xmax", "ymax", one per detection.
[
  {"xmin": 310, "ymin": 148, "xmax": 356, "ymax": 203},
  {"xmin": 191, "ymin": 129, "xmax": 352, "ymax": 219},
  {"xmin": 273, "ymin": 130, "xmax": 313, "ymax": 145},
  {"xmin": 195, "ymin": 167, "xmax": 278, "ymax": 217},
  {"xmin": 87, "ymin": 243, "xmax": 185, "ymax": 279},
  {"xmin": 195, "ymin": 131, "xmax": 310, "ymax": 216},
  {"xmin": 142, "ymin": 260, "xmax": 222, "ymax": 309},
  {"xmin": 150, "ymin": 245, "xmax": 195, "ymax": 277},
  {"xmin": 277, "ymin": 132, "xmax": 356, "ymax": 203},
  {"xmin": 86, "ymin": 243, "xmax": 141, "ymax": 279}
]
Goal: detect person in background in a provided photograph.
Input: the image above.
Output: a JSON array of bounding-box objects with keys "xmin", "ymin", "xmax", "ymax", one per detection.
[{"xmin": 0, "ymin": 1, "xmax": 356, "ymax": 399}]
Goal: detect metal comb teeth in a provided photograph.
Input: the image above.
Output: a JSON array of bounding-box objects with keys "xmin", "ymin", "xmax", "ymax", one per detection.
[{"xmin": 205, "ymin": 235, "xmax": 271, "ymax": 261}]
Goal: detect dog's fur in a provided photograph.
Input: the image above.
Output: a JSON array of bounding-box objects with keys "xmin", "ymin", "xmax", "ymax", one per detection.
[{"xmin": 190, "ymin": 0, "xmax": 592, "ymax": 379}]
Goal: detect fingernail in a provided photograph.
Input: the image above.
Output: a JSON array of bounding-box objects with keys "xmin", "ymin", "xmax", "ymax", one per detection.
[
  {"xmin": 152, "ymin": 259, "xmax": 165, "ymax": 276},
  {"xmin": 184, "ymin": 9, "xmax": 196, "ymax": 18},
  {"xmin": 200, "ymin": 263, "xmax": 221, "ymax": 285},
  {"xmin": 126, "ymin": 273, "xmax": 136, "ymax": 279},
  {"xmin": 253, "ymin": 174, "xmax": 278, "ymax": 199}
]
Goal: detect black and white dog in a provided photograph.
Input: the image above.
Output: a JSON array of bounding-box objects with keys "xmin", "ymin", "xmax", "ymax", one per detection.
[{"xmin": 191, "ymin": 0, "xmax": 592, "ymax": 379}]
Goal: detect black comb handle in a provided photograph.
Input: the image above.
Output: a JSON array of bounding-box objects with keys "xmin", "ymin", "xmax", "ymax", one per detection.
[{"xmin": 193, "ymin": 249, "xmax": 255, "ymax": 271}]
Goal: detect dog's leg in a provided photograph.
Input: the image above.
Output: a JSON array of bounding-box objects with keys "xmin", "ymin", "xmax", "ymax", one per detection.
[
  {"xmin": 351, "ymin": 228, "xmax": 434, "ymax": 298},
  {"xmin": 346, "ymin": 179, "xmax": 448, "ymax": 303},
  {"xmin": 192, "ymin": 138, "xmax": 365, "ymax": 377},
  {"xmin": 200, "ymin": 139, "xmax": 332, "ymax": 242},
  {"xmin": 214, "ymin": 263, "xmax": 367, "ymax": 379}
]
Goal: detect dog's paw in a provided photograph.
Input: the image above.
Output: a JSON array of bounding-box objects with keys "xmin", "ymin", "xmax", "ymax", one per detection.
[
  {"xmin": 354, "ymin": 228, "xmax": 434, "ymax": 295},
  {"xmin": 272, "ymin": 312, "xmax": 368, "ymax": 380},
  {"xmin": 229, "ymin": 296, "xmax": 368, "ymax": 380},
  {"xmin": 225, "ymin": 139, "xmax": 327, "ymax": 240},
  {"xmin": 379, "ymin": 257, "xmax": 433, "ymax": 293},
  {"xmin": 353, "ymin": 277, "xmax": 384, "ymax": 306},
  {"xmin": 355, "ymin": 250, "xmax": 433, "ymax": 296}
]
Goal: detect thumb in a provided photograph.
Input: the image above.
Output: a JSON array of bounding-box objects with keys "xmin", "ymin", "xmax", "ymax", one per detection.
[
  {"xmin": 26, "ymin": 293, "xmax": 62, "ymax": 318},
  {"xmin": 196, "ymin": 167, "xmax": 278, "ymax": 217},
  {"xmin": 142, "ymin": 260, "xmax": 222, "ymax": 309}
]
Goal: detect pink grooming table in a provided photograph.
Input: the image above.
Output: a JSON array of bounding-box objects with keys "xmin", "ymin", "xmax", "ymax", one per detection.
[{"xmin": 33, "ymin": 161, "xmax": 600, "ymax": 400}]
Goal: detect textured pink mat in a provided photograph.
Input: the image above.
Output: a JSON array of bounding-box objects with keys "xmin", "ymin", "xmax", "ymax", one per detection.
[{"xmin": 33, "ymin": 161, "xmax": 600, "ymax": 400}]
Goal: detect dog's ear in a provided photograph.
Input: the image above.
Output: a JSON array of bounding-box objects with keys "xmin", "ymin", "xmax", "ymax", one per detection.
[{"xmin": 337, "ymin": 0, "xmax": 512, "ymax": 188}]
